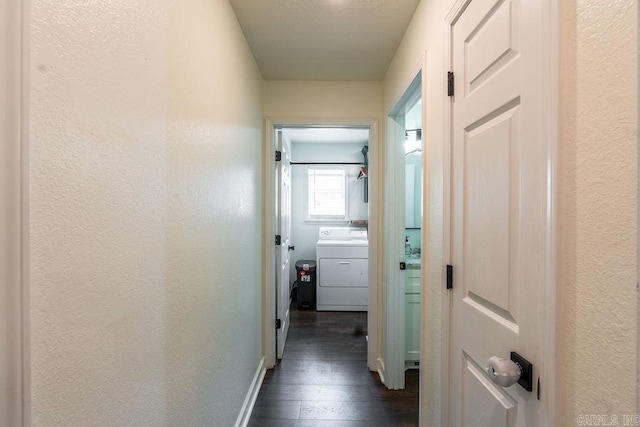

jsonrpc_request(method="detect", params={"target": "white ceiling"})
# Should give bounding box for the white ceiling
[229,0,421,81]
[283,127,369,144]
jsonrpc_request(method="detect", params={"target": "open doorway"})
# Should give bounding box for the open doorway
[263,118,380,371]
[251,120,419,425]
[275,126,370,361]
[284,127,370,312]
[382,71,423,392]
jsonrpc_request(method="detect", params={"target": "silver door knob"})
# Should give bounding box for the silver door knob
[486,356,521,387]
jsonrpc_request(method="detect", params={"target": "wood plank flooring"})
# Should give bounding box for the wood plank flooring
[249,306,419,426]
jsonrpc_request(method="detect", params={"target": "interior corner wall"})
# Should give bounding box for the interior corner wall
[382,0,453,424]
[29,0,264,425]
[559,0,639,423]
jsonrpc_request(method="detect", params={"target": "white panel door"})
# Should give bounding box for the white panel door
[450,0,548,425]
[276,131,292,360]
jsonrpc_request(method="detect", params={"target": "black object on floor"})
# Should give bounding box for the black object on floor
[295,260,317,310]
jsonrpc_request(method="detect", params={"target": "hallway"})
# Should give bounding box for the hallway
[249,306,419,426]
[4,0,637,424]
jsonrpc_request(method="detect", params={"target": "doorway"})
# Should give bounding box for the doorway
[383,71,423,391]
[263,118,379,371]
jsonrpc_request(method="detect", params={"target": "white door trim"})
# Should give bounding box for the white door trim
[442,0,560,425]
[539,0,560,422]
[263,117,380,370]
[1,0,30,424]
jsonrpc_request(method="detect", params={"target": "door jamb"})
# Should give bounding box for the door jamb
[263,117,379,370]
[442,6,459,426]
[1,0,30,423]
[540,0,560,422]
[442,0,560,424]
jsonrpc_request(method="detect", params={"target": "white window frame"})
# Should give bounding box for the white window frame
[305,165,349,222]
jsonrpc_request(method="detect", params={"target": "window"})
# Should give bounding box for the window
[306,167,347,221]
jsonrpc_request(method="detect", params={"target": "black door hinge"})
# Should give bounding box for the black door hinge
[275,318,282,329]
[275,150,282,161]
[275,235,281,245]
[447,71,455,97]
[446,264,453,289]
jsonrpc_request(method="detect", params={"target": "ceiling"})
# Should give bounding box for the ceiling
[228,0,421,81]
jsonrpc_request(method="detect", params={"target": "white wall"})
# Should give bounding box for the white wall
[289,142,369,284]
[29,0,264,425]
[559,0,638,422]
[264,81,383,119]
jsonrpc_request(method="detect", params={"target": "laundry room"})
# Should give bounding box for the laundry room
[283,127,370,313]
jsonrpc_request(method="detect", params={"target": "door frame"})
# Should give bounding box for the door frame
[384,67,423,390]
[263,117,380,370]
[1,0,30,424]
[442,0,560,425]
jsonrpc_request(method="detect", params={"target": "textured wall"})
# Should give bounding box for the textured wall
[560,0,638,422]
[263,81,383,119]
[29,0,264,425]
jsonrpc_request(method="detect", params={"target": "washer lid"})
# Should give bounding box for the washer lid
[316,239,369,247]
[318,227,368,240]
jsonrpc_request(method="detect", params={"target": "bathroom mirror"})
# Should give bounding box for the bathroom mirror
[405,151,422,229]
[403,92,422,229]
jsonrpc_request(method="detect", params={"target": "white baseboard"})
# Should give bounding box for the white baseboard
[377,357,386,385]
[234,357,266,427]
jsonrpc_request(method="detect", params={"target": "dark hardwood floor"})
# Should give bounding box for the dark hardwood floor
[249,305,419,426]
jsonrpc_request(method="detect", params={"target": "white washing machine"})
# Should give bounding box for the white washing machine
[316,227,368,311]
